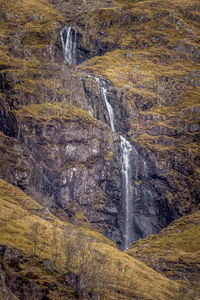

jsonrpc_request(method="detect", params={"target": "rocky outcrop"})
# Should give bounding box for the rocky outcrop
[82,75,128,133]
[12,103,125,245]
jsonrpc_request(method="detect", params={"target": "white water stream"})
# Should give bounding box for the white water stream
[120,136,133,250]
[60,26,77,65]
[96,78,133,249]
[102,87,115,132]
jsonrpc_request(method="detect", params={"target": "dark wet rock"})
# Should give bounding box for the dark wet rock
[0,101,18,137]
[42,259,54,271]
[65,271,80,290]
[0,246,21,262]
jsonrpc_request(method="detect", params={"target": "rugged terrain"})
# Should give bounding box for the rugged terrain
[0,179,180,299]
[0,0,200,298]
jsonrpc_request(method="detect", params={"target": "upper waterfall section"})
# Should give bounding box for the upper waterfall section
[60,26,77,65]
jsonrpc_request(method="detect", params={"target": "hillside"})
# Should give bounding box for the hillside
[127,211,200,298]
[0,0,200,298]
[0,178,181,299]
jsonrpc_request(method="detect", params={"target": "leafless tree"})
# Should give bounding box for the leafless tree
[27,222,47,257]
[62,231,112,298]
[50,226,60,265]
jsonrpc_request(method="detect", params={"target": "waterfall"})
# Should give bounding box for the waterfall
[120,136,133,250]
[96,78,134,249]
[95,78,115,132]
[94,78,165,250]
[102,87,115,132]
[60,26,77,65]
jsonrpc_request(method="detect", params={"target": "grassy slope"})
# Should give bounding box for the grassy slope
[14,102,98,126]
[0,178,180,299]
[0,0,63,64]
[126,211,200,297]
[0,0,64,103]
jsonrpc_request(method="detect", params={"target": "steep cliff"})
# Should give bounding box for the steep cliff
[0,0,199,263]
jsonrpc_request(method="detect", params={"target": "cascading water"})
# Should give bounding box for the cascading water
[120,136,134,250]
[101,87,115,132]
[60,26,77,65]
[96,78,134,249]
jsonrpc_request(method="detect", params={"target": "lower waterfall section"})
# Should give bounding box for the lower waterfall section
[119,136,134,250]
[96,78,137,249]
[92,78,171,250]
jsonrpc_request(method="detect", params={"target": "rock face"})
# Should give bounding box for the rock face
[82,76,173,248]
[15,105,123,242]
[0,0,200,250]
[0,100,18,137]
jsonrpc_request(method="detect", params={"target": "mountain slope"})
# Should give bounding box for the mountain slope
[0,178,181,299]
[126,211,200,298]
[0,0,200,298]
